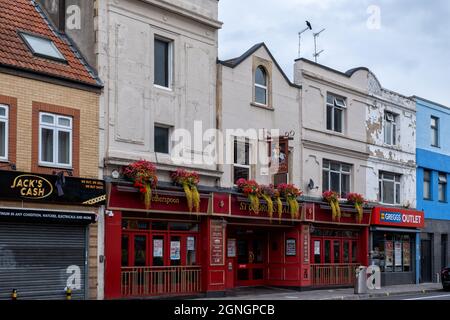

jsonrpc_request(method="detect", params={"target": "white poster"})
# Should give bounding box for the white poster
[314,241,321,255]
[170,241,181,260]
[187,237,195,251]
[394,241,402,266]
[153,239,163,258]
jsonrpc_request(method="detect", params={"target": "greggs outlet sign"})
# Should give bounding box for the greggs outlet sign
[0,170,106,206]
[372,207,425,228]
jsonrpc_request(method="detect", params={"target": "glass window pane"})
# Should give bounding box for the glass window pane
[255,86,267,105]
[330,162,340,171]
[395,183,401,204]
[0,107,5,117]
[255,67,266,86]
[382,180,394,204]
[21,33,65,60]
[121,235,129,267]
[324,240,331,264]
[326,105,333,130]
[322,170,329,191]
[152,236,164,266]
[395,175,401,182]
[58,117,71,127]
[41,114,54,124]
[58,131,70,164]
[334,108,342,132]
[341,174,350,198]
[343,241,350,263]
[152,221,168,230]
[41,128,54,162]
[170,236,181,266]
[323,160,330,169]
[187,236,196,266]
[234,139,249,165]
[335,97,346,108]
[314,240,321,263]
[439,183,446,202]
[424,180,431,199]
[155,126,169,154]
[330,172,340,194]
[342,164,351,172]
[154,39,169,87]
[385,122,392,144]
[134,235,147,266]
[0,121,5,158]
[234,166,249,183]
[326,94,334,105]
[352,241,358,263]
[333,241,341,263]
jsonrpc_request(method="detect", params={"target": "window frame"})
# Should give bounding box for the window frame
[379,172,401,205]
[384,111,397,146]
[326,93,346,133]
[438,172,447,203]
[322,159,352,198]
[0,104,8,161]
[38,112,73,168]
[254,66,268,106]
[431,116,439,147]
[233,137,251,184]
[154,124,171,154]
[153,36,174,90]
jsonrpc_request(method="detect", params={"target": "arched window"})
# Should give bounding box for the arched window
[254,66,268,105]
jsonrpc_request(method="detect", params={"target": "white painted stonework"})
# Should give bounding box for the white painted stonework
[218,45,301,188]
[97,0,222,185]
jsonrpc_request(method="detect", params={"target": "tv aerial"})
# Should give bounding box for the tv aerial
[298,21,312,58]
[313,28,326,63]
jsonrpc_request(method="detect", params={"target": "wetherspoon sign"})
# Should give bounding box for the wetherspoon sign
[372,207,424,228]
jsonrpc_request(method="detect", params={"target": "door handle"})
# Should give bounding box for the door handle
[249,251,255,263]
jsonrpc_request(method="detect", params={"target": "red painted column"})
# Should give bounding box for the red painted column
[360,226,369,266]
[203,217,227,295]
[104,210,122,299]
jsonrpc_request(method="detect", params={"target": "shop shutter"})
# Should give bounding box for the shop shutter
[0,222,87,300]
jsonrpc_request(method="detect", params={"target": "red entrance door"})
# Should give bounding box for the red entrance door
[236,235,266,286]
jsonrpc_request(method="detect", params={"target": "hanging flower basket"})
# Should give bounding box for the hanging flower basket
[171,169,201,214]
[260,184,275,221]
[346,193,366,223]
[323,190,341,221]
[277,183,302,220]
[236,178,260,214]
[123,160,158,209]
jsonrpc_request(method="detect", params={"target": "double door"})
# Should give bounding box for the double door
[236,236,266,286]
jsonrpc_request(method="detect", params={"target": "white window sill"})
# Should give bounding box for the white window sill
[154,84,173,92]
[39,162,73,170]
[250,102,274,111]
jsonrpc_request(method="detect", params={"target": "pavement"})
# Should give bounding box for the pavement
[197,283,445,300]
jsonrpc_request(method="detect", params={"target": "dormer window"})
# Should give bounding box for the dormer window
[254,66,268,105]
[20,33,66,62]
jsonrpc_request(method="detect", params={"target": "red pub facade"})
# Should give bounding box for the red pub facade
[104,182,372,299]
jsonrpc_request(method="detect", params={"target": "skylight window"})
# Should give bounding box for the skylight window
[20,33,66,62]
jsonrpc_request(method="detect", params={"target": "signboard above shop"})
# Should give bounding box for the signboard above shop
[371,207,424,228]
[0,170,106,206]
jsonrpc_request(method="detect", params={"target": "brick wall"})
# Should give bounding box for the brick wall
[0,73,101,299]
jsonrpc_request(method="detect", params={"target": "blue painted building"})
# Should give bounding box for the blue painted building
[416,97,450,283]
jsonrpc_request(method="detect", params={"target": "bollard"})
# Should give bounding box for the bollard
[65,287,72,300]
[11,289,17,300]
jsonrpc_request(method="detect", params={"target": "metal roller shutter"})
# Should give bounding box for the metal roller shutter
[0,222,87,300]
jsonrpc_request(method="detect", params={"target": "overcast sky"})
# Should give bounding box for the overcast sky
[218,0,450,106]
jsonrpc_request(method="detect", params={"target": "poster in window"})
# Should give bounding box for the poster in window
[153,239,163,258]
[187,237,195,251]
[403,241,410,267]
[385,241,393,267]
[286,238,296,256]
[227,238,236,257]
[170,241,181,260]
[394,241,402,266]
[270,138,289,174]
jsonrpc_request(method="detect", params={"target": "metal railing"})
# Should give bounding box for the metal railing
[311,263,359,287]
[121,266,202,297]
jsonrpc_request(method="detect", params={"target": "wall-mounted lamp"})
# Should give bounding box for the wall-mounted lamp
[307,179,319,191]
[111,169,120,179]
